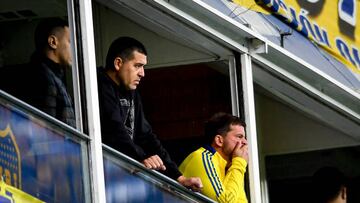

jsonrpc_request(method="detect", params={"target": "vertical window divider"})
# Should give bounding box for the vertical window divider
[75,0,106,202]
[240,53,262,203]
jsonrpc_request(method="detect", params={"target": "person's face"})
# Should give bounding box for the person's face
[55,26,72,67]
[221,124,247,161]
[115,50,146,90]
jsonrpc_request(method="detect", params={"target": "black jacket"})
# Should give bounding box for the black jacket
[97,67,181,180]
[1,55,75,127]
[28,56,75,127]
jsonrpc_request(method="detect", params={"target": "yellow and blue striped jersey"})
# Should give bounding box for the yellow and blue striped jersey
[179,146,248,203]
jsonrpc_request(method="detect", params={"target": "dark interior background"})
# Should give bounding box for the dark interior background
[265,146,360,203]
[139,63,232,164]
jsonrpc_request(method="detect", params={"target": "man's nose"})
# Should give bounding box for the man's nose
[139,67,145,77]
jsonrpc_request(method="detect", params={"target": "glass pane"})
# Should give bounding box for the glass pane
[255,86,360,203]
[0,91,89,203]
[0,0,78,128]
[103,148,213,203]
[265,146,360,203]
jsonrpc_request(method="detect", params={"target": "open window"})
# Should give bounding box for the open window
[92,0,238,161]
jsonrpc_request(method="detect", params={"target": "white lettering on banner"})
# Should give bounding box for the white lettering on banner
[258,0,359,71]
[260,0,331,46]
[339,0,357,26]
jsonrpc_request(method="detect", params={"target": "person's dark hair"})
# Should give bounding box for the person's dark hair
[204,112,246,144]
[34,17,68,51]
[105,36,147,70]
[312,166,347,203]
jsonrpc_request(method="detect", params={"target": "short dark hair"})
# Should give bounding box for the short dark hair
[105,37,147,70]
[312,167,347,203]
[34,17,68,51]
[204,112,246,144]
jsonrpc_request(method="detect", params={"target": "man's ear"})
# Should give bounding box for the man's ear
[214,135,223,147]
[114,57,123,71]
[48,35,57,49]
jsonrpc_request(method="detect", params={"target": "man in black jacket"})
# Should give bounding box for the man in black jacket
[30,18,75,127]
[4,18,76,127]
[97,36,202,191]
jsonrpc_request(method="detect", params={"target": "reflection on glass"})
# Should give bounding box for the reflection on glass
[104,155,192,203]
[0,0,77,128]
[265,147,360,203]
[0,97,86,203]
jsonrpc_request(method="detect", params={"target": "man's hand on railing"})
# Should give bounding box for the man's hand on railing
[142,155,167,171]
[177,175,203,192]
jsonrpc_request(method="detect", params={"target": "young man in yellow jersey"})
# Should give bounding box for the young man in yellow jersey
[179,112,249,203]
